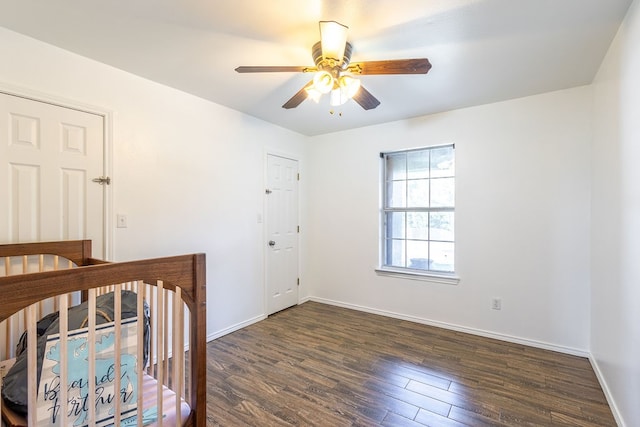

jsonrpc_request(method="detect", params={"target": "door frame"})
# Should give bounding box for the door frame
[263,148,301,315]
[0,81,113,259]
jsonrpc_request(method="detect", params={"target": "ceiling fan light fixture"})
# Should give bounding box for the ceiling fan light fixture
[236,20,431,111]
[313,70,334,94]
[305,86,322,103]
[330,88,347,107]
[319,21,348,63]
[338,75,361,98]
[330,75,361,107]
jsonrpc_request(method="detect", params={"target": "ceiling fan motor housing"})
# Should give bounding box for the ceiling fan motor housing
[312,41,353,71]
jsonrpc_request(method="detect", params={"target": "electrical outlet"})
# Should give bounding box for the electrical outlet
[116,214,128,228]
[491,297,502,310]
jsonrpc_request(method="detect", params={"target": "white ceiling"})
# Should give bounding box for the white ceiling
[0,0,632,136]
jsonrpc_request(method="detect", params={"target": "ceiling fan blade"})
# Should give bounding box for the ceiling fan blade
[235,66,316,73]
[352,85,381,110]
[348,58,432,75]
[282,80,314,109]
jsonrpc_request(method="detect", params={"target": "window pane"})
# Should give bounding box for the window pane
[407,212,429,240]
[407,150,429,179]
[429,212,454,242]
[386,212,405,239]
[386,153,406,180]
[387,239,405,267]
[407,240,429,270]
[387,180,406,208]
[430,146,455,178]
[407,179,429,208]
[430,177,454,207]
[429,241,454,272]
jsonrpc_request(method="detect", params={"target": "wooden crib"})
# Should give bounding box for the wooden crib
[0,240,206,427]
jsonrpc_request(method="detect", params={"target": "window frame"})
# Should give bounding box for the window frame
[378,144,459,283]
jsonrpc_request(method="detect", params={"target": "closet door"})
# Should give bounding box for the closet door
[0,92,105,257]
[265,154,299,315]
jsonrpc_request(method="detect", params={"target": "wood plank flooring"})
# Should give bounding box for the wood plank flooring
[206,302,616,426]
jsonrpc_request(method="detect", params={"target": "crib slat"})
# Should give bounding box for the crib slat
[114,283,122,426]
[156,280,164,427]
[59,294,69,427]
[173,286,183,426]
[87,289,97,427]
[26,304,37,426]
[136,281,144,427]
[4,259,12,358]
[0,359,3,424]
[19,307,26,346]
[147,285,155,377]
[5,317,13,359]
[0,361,3,424]
[38,256,45,315]
[183,304,191,405]
[164,288,170,384]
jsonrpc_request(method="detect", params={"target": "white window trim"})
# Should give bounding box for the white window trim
[375,266,460,285]
[379,144,456,278]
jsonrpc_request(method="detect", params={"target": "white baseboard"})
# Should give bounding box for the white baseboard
[308,296,590,357]
[207,314,266,342]
[589,355,625,427]
[298,296,312,304]
[207,298,312,342]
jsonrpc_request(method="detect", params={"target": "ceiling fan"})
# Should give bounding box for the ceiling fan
[235,21,432,110]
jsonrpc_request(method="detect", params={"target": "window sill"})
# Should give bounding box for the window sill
[375,267,460,285]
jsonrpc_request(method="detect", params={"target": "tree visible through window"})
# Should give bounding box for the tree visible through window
[381,145,455,273]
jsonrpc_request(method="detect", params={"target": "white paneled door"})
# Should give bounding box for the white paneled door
[0,92,105,257]
[266,154,299,315]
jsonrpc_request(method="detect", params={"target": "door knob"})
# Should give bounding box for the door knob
[268,240,276,247]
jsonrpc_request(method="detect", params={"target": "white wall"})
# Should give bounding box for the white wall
[592,0,640,425]
[305,86,593,353]
[0,27,308,339]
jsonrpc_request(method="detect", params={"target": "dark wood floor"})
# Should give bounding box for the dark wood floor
[205,302,616,426]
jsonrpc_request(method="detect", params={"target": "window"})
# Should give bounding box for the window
[381,145,455,275]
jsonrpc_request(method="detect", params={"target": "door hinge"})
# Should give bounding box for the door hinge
[297,173,300,181]
[92,176,111,185]
[297,225,300,233]
[265,189,272,194]
[297,278,300,286]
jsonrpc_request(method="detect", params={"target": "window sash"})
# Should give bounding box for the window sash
[382,208,455,273]
[381,144,455,274]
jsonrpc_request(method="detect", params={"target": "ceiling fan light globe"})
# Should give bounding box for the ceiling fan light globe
[339,75,361,98]
[313,70,334,94]
[305,86,322,103]
[330,88,349,107]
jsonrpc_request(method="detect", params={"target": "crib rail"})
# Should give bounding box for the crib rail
[1,253,80,361]
[0,241,206,427]
[0,240,93,267]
